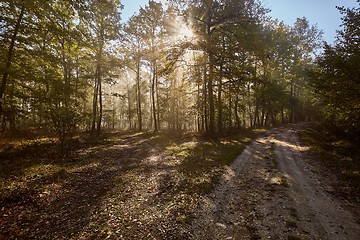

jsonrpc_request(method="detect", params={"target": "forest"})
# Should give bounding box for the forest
[1,0,360,239]
[0,0,322,139]
[1,0,359,143]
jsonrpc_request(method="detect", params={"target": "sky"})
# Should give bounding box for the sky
[121,0,359,44]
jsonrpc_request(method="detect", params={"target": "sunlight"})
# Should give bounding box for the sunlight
[169,16,195,42]
[272,139,310,152]
[177,25,194,39]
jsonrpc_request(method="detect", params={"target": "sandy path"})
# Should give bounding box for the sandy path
[190,124,360,239]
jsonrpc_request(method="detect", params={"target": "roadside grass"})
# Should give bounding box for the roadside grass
[300,123,360,201]
[164,129,258,195]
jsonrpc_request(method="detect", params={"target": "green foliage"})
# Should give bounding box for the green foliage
[0,0,325,139]
[48,104,81,156]
[165,131,257,194]
[310,3,360,137]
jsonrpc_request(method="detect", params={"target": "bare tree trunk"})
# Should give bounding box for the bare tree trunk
[151,65,157,132]
[261,107,266,126]
[156,68,160,130]
[127,83,132,130]
[203,65,208,132]
[235,94,241,129]
[217,36,226,134]
[9,79,15,130]
[197,74,201,131]
[217,63,223,135]
[136,57,142,131]
[290,79,295,123]
[96,75,102,136]
[208,53,215,137]
[91,77,98,134]
[204,1,216,137]
[228,91,233,129]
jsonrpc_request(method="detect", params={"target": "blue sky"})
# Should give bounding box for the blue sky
[264,0,359,43]
[121,0,359,43]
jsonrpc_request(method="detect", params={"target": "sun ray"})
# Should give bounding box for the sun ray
[168,16,195,42]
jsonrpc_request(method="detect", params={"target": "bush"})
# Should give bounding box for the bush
[49,105,81,156]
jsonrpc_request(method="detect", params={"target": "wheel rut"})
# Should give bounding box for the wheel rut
[191,124,360,239]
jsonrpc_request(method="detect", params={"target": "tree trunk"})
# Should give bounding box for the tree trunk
[91,77,98,134]
[151,65,157,132]
[156,67,160,130]
[290,79,295,123]
[235,94,241,129]
[203,65,208,132]
[0,1,25,116]
[217,63,223,135]
[136,56,142,131]
[228,91,233,129]
[208,53,215,137]
[197,74,201,131]
[127,83,132,130]
[96,68,102,136]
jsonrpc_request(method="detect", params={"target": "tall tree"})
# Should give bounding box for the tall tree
[311,2,360,137]
[0,0,26,118]
[80,0,122,136]
[123,14,148,131]
[289,17,322,122]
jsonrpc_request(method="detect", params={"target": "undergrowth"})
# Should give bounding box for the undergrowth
[301,123,360,202]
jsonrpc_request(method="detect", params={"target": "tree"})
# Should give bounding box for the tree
[79,0,122,136]
[0,0,26,121]
[0,0,326,142]
[310,2,360,137]
[138,1,167,132]
[171,0,269,136]
[0,0,92,154]
[289,17,322,122]
[123,14,148,131]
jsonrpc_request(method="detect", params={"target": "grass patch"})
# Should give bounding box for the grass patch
[165,131,258,195]
[270,176,289,187]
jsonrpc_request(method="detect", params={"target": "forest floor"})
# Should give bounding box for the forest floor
[0,124,359,239]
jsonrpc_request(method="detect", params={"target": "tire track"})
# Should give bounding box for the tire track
[274,126,360,240]
[191,125,360,239]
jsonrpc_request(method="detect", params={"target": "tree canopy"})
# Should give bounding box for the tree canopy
[5,0,355,146]
[310,2,360,139]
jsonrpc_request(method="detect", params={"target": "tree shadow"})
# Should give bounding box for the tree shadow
[0,133,157,239]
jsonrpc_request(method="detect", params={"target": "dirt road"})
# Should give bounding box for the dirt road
[191,124,360,239]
